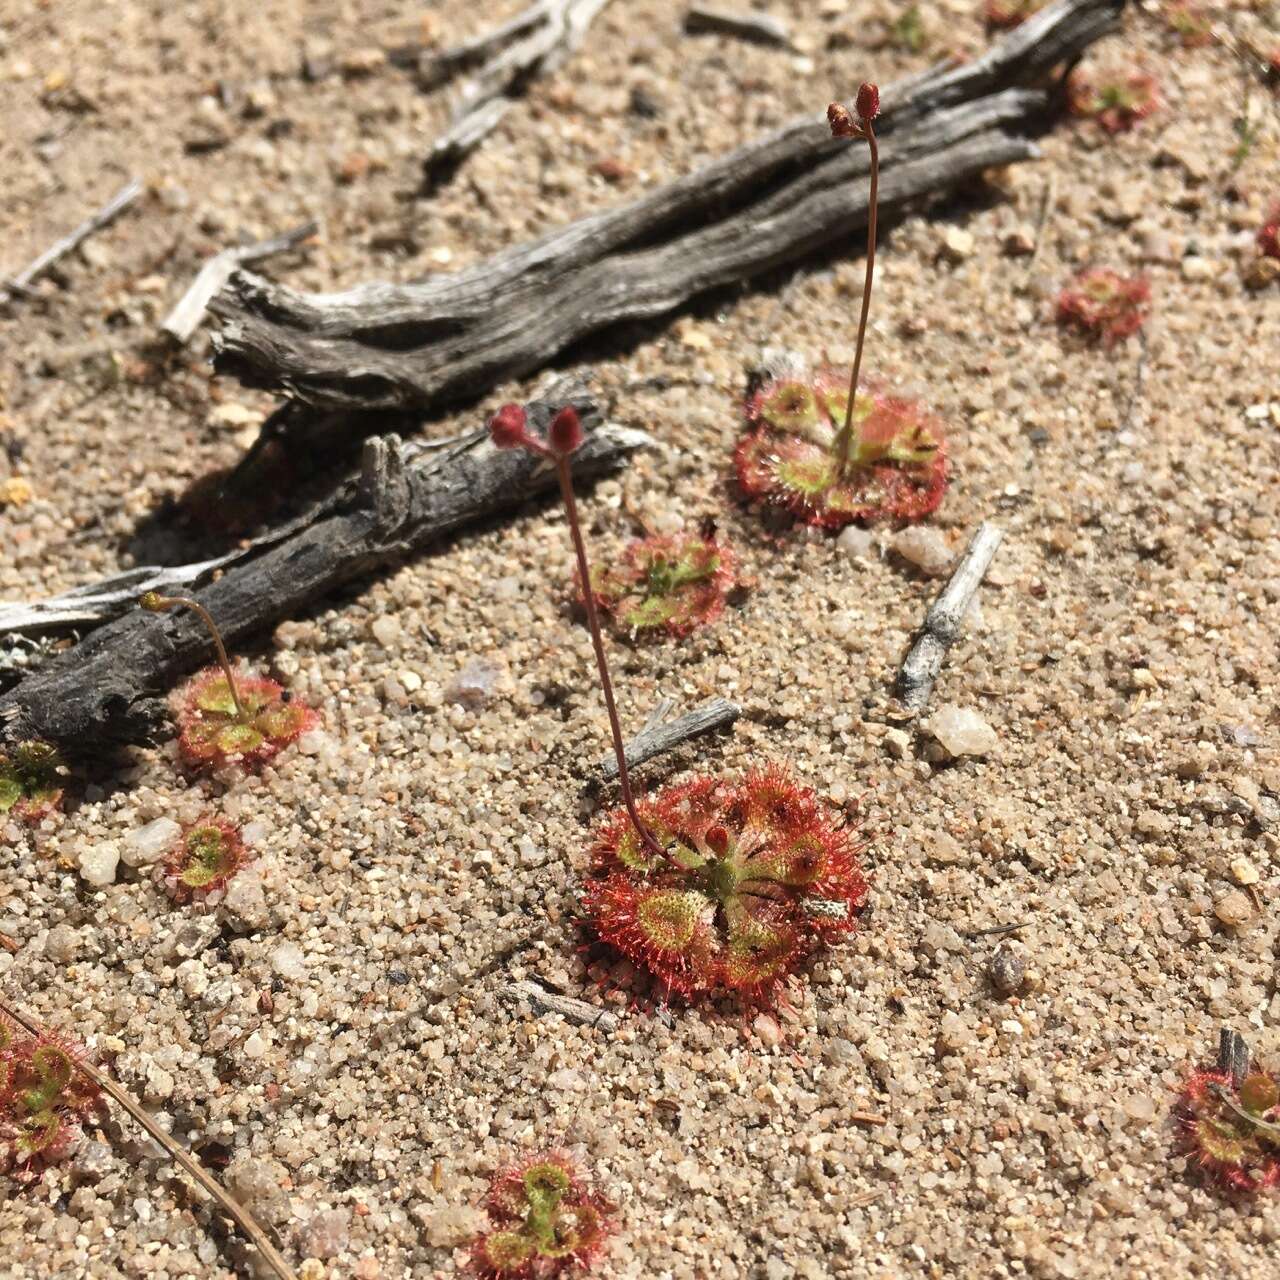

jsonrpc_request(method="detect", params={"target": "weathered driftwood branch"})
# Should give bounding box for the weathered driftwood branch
[684,5,791,46]
[4,178,143,299]
[597,696,741,781]
[421,0,616,185]
[503,980,618,1032]
[161,221,318,344]
[896,521,1004,712]
[0,996,296,1280]
[0,382,651,750]
[210,0,1122,416]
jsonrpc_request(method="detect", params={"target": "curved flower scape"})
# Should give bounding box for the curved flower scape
[1176,1065,1280,1194]
[1055,269,1150,346]
[0,1020,101,1178]
[0,740,65,826]
[585,767,867,1004]
[471,1151,614,1279]
[173,667,316,770]
[586,531,735,639]
[734,370,948,528]
[162,816,248,903]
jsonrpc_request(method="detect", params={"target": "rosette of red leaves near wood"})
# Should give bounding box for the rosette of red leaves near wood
[1175,1063,1280,1194]
[161,816,248,903]
[586,527,736,639]
[734,85,949,529]
[585,767,867,1005]
[735,369,948,527]
[470,1151,614,1279]
[140,592,316,769]
[0,1019,102,1178]
[1055,269,1150,346]
[0,739,65,827]
[1067,66,1160,133]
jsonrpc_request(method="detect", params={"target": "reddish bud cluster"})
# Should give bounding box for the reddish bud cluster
[0,740,65,829]
[161,816,249,903]
[1175,1065,1280,1194]
[584,530,737,639]
[1055,269,1151,346]
[827,83,878,140]
[0,1019,101,1178]
[1067,67,1161,133]
[489,404,585,459]
[735,369,948,527]
[585,766,867,1005]
[172,667,316,771]
[470,1151,614,1279]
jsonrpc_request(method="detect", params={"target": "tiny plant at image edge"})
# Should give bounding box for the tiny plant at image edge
[0,1018,102,1178]
[1175,1062,1280,1193]
[1055,269,1151,346]
[470,1150,615,1279]
[734,85,950,529]
[161,816,249,903]
[586,766,868,1005]
[585,527,737,639]
[139,592,317,769]
[1067,66,1160,133]
[0,739,66,826]
[1259,204,1280,260]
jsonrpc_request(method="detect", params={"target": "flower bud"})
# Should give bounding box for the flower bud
[489,403,529,450]
[139,591,171,612]
[856,82,880,123]
[548,405,584,456]
[827,102,858,138]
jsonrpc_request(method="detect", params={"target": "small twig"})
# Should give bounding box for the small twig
[964,920,1032,940]
[0,995,296,1280]
[684,5,791,46]
[640,696,677,735]
[1119,327,1149,434]
[422,0,616,187]
[896,521,1004,713]
[503,980,619,1032]
[162,221,317,344]
[4,179,143,298]
[1218,1025,1251,1088]
[596,696,741,782]
[1025,171,1056,271]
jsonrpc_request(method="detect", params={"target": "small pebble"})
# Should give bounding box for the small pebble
[121,817,182,868]
[370,615,401,647]
[989,946,1025,994]
[883,727,911,760]
[271,942,308,981]
[1214,890,1255,929]
[1229,858,1259,887]
[837,525,874,565]
[925,705,998,758]
[940,226,975,261]
[891,526,952,577]
[445,657,503,707]
[78,843,120,887]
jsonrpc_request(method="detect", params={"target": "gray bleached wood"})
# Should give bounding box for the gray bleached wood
[597,697,741,781]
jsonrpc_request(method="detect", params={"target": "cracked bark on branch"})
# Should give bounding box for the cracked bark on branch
[210,0,1123,420]
[0,382,650,750]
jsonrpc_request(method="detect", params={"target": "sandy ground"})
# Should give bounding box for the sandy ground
[2,0,1279,1276]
